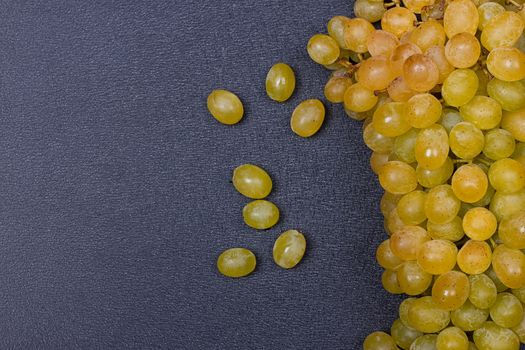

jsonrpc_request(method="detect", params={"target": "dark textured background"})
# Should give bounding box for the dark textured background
[0,1,406,349]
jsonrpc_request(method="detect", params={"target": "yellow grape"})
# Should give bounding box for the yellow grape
[407,93,442,128]
[390,225,430,261]
[486,266,510,293]
[266,63,296,102]
[307,34,340,65]
[425,45,455,84]
[427,216,465,241]
[376,239,404,269]
[417,239,458,275]
[410,335,438,350]
[488,158,525,194]
[397,261,433,295]
[462,207,497,240]
[489,292,524,328]
[410,19,446,52]
[373,102,410,137]
[469,274,498,309]
[416,157,454,188]
[408,296,450,333]
[391,318,422,349]
[513,313,525,343]
[380,191,402,217]
[290,99,325,137]
[399,297,417,327]
[381,7,417,38]
[324,75,352,103]
[327,16,352,49]
[483,128,516,160]
[357,56,394,91]
[379,161,418,195]
[207,89,244,125]
[449,122,484,160]
[354,0,387,23]
[370,152,389,174]
[486,47,525,82]
[415,124,449,170]
[363,332,398,350]
[363,123,395,153]
[457,240,492,274]
[501,107,525,142]
[487,78,525,112]
[444,33,481,68]
[397,190,427,225]
[489,188,525,221]
[382,269,404,294]
[367,30,400,57]
[459,95,502,130]
[440,108,463,133]
[273,230,306,269]
[432,271,470,311]
[481,11,524,50]
[473,321,520,350]
[451,300,489,332]
[343,18,375,53]
[344,83,378,113]
[389,42,422,77]
[492,244,525,289]
[451,164,488,203]
[444,0,479,37]
[387,76,418,102]
[217,248,256,278]
[403,54,439,92]
[386,208,407,235]
[442,69,479,107]
[498,210,525,249]
[394,128,418,163]
[477,2,505,30]
[436,327,469,350]
[232,164,272,199]
[403,0,435,13]
[425,184,461,224]
[243,200,279,229]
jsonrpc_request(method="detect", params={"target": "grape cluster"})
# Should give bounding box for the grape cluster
[305,0,525,348]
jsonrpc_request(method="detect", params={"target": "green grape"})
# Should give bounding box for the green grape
[307,34,340,65]
[290,99,325,137]
[469,274,498,309]
[451,164,488,203]
[432,271,470,311]
[390,225,430,261]
[397,261,433,296]
[364,123,395,154]
[498,210,525,249]
[488,158,525,194]
[449,122,485,159]
[242,200,279,230]
[512,313,525,343]
[457,240,492,275]
[324,75,352,103]
[409,19,446,52]
[410,335,438,350]
[273,230,306,269]
[489,292,524,328]
[417,239,458,275]
[427,216,464,241]
[327,16,351,49]
[344,83,379,113]
[376,239,404,270]
[400,297,417,327]
[415,124,449,170]
[381,7,417,38]
[439,108,463,133]
[502,107,525,142]
[408,296,450,333]
[473,321,520,350]
[383,269,404,294]
[477,2,505,30]
[378,161,418,195]
[436,327,468,350]
[486,265,510,292]
[358,56,395,91]
[232,164,272,199]
[481,11,524,50]
[483,128,516,160]
[354,0,386,23]
[489,188,525,221]
[442,69,479,107]
[381,192,402,217]
[372,103,411,140]
[207,89,244,125]
[265,63,295,102]
[492,245,525,289]
[425,184,460,225]
[391,318,422,349]
[397,190,427,225]
[444,32,481,68]
[487,79,525,112]
[403,54,440,92]
[450,300,489,331]
[444,0,479,37]
[407,93,442,129]
[486,47,525,82]
[416,157,454,188]
[217,248,256,278]
[363,331,399,350]
[459,96,502,130]
[343,18,375,53]
[367,30,400,57]
[394,128,418,163]
[462,207,497,241]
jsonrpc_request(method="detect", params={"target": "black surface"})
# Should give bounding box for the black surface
[1,1,426,349]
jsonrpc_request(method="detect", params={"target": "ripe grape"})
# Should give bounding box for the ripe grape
[397,190,427,225]
[488,158,525,194]
[242,200,279,229]
[407,93,442,128]
[373,102,411,137]
[501,107,525,142]
[327,16,351,49]
[382,269,404,294]
[273,230,306,269]
[387,76,418,102]
[343,18,375,53]
[389,42,423,77]
[307,34,340,65]
[449,122,485,160]
[379,161,418,194]
[445,33,481,68]
[483,128,516,160]
[403,54,440,92]
[290,99,325,137]
[344,83,379,113]
[416,157,454,188]
[487,79,525,112]
[489,292,523,328]
[358,56,395,91]
[459,95,502,130]
[457,240,492,274]
[390,225,430,261]
[382,7,417,38]
[232,164,272,199]
[443,0,479,37]
[486,47,525,82]
[207,89,244,125]
[436,327,469,350]
[425,184,460,224]
[394,128,418,163]
[417,239,458,275]
[462,207,497,240]
[266,63,296,102]
[492,244,525,289]
[354,0,386,23]
[367,30,400,57]
[376,239,404,270]
[408,296,450,333]
[425,45,455,84]
[450,300,489,332]
[324,75,353,103]
[481,11,524,50]
[498,210,525,249]
[473,321,520,350]
[489,188,525,221]
[469,273,498,309]
[217,248,256,278]
[427,216,464,241]
[363,331,398,350]
[415,124,449,170]
[451,164,488,203]
[477,2,505,30]
[410,19,446,52]
[391,318,422,349]
[432,271,470,311]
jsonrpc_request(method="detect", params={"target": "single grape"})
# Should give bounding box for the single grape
[450,300,489,332]
[397,190,427,225]
[408,296,450,333]
[242,200,279,230]
[451,164,488,203]
[376,239,404,270]
[427,216,464,241]
[407,93,442,129]
[354,0,386,23]
[459,96,502,130]
[439,108,463,133]
[477,2,505,30]
[217,248,256,278]
[403,54,439,92]
[415,124,449,170]
[432,271,470,311]
[416,157,454,188]
[442,69,479,107]
[380,192,402,217]
[327,16,351,49]
[367,30,400,57]
[462,207,497,241]
[207,89,244,125]
[391,318,422,349]
[489,188,525,221]
[410,19,446,52]
[344,83,379,113]
[382,7,417,38]
[501,107,525,142]
[363,331,398,350]
[457,240,492,275]
[324,75,352,103]
[489,292,523,328]
[387,76,418,102]
[373,102,411,137]
[469,274,498,309]
[410,335,438,350]
[488,158,525,194]
[394,128,419,163]
[383,269,404,294]
[389,42,423,78]
[390,225,431,261]
[265,63,295,102]
[425,184,461,224]
[483,128,516,160]
[444,32,481,68]
[357,56,395,91]
[486,47,525,82]
[436,327,469,350]
[449,122,485,160]
[400,297,417,328]
[444,0,479,37]
[498,210,525,249]
[343,18,375,53]
[232,164,272,199]
[417,239,458,275]
[307,34,340,65]
[290,99,325,137]
[273,230,306,269]
[487,78,525,112]
[379,161,418,195]
[473,321,520,350]
[481,11,524,50]
[492,244,525,289]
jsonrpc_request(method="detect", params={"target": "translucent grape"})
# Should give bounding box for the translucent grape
[483,128,516,160]
[457,240,492,275]
[207,89,244,125]
[425,45,455,84]
[427,216,464,241]
[489,292,523,328]
[416,157,454,188]
[451,164,488,203]
[444,0,479,37]
[410,335,438,350]
[343,18,375,53]
[403,0,435,14]
[357,56,395,91]
[397,190,427,225]
[481,11,524,50]
[440,108,463,133]
[407,93,442,128]
[376,239,404,270]
[232,164,272,199]
[273,230,306,269]
[477,2,505,30]
[391,318,422,349]
[364,123,395,154]
[379,161,418,194]
[400,297,417,327]
[327,16,351,49]
[473,321,520,350]
[217,248,256,278]
[265,63,295,102]
[469,274,498,309]
[389,42,423,78]
[363,331,398,350]
[498,210,525,249]
[367,30,400,57]
[394,128,418,163]
[488,158,525,194]
[449,122,485,160]
[492,244,525,289]
[415,124,449,170]
[417,239,458,275]
[436,327,469,350]
[501,107,525,142]
[390,225,431,261]
[487,79,525,112]
[432,271,470,311]
[380,192,402,217]
[307,34,340,65]
[388,76,418,102]
[383,269,404,294]
[386,208,407,235]
[410,19,446,52]
[382,7,417,38]
[442,69,479,107]
[324,75,352,103]
[403,54,439,92]
[344,83,379,113]
[512,286,525,303]
[450,300,489,331]
[490,189,525,221]
[425,184,461,224]
[373,102,410,137]
[354,0,386,23]
[408,296,450,333]
[445,33,481,68]
[370,152,390,174]
[462,207,497,240]
[486,47,525,82]
[243,200,279,230]
[511,313,525,343]
[290,99,325,137]
[459,96,502,130]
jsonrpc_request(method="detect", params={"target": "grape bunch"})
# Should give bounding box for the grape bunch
[304,0,525,348]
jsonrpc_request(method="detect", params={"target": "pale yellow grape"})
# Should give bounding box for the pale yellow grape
[307,34,340,65]
[407,93,442,128]
[489,292,523,328]
[376,239,404,270]
[367,30,400,57]
[477,2,505,30]
[473,321,520,350]
[232,164,272,199]
[390,225,430,261]
[243,200,279,230]
[389,42,422,78]
[379,161,418,195]
[488,158,525,194]
[363,123,395,154]
[382,269,404,294]
[394,128,418,163]
[370,152,389,174]
[387,76,418,102]
[440,108,463,133]
[492,244,525,289]
[415,124,449,170]
[444,0,479,37]
[459,96,502,130]
[217,248,256,278]
[416,157,454,188]
[487,79,525,112]
[273,230,306,269]
[462,207,497,240]
[451,164,488,203]
[442,69,479,107]
[449,122,484,160]
[427,216,464,241]
[498,210,525,249]
[486,47,525,82]
[403,54,439,92]
[373,102,410,137]
[344,83,378,113]
[400,297,417,327]
[265,63,295,102]
[432,271,470,311]
[324,75,352,103]
[391,318,422,349]
[425,45,455,84]
[502,107,525,142]
[481,11,524,50]
[207,89,244,125]
[291,99,325,137]
[483,129,516,160]
[343,18,374,53]
[386,208,407,235]
[469,274,498,309]
[417,239,458,275]
[354,0,386,23]
[457,240,492,274]
[357,56,394,91]
[382,7,417,38]
[408,296,450,333]
[410,335,438,350]
[425,184,460,224]
[436,327,469,350]
[380,191,402,217]
[490,188,525,221]
[410,19,446,52]
[363,331,398,350]
[327,16,351,49]
[397,190,427,225]
[451,300,489,331]
[444,33,481,68]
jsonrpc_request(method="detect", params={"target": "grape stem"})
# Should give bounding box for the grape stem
[383,0,400,8]
[476,158,494,167]
[507,0,523,9]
